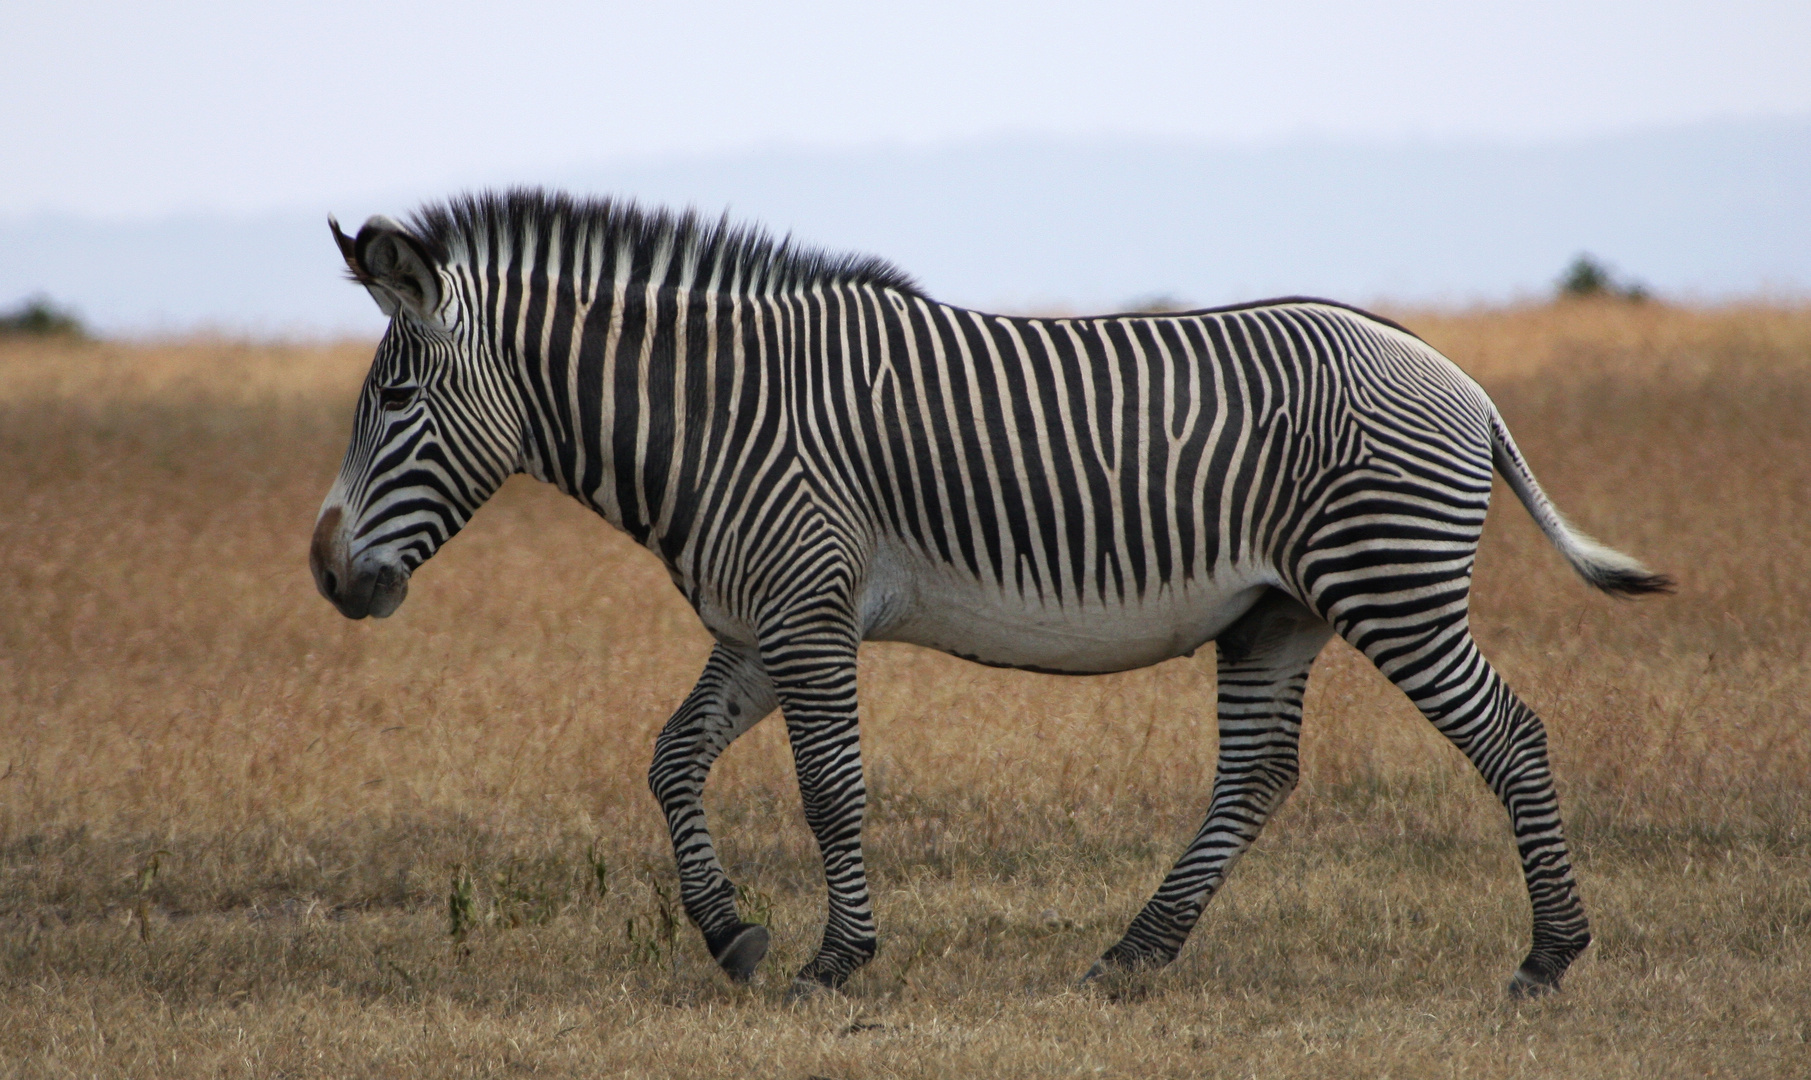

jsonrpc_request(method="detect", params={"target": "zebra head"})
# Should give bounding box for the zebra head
[310,215,522,619]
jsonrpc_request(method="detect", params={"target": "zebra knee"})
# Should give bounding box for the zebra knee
[647,726,703,806]
[1220,727,1303,788]
[1219,754,1298,808]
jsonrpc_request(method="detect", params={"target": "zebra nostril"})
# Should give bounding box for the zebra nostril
[322,569,338,596]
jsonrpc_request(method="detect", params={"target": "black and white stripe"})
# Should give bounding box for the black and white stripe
[311,189,1668,997]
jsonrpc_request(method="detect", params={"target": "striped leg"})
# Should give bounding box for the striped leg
[759,610,876,996]
[1314,479,1592,995]
[1344,612,1592,995]
[648,643,778,982]
[1090,589,1334,978]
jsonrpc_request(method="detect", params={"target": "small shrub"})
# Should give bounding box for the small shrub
[447,865,476,941]
[735,881,773,927]
[585,842,610,899]
[0,294,86,337]
[625,869,681,967]
[491,858,564,928]
[132,850,170,942]
[1557,254,1650,302]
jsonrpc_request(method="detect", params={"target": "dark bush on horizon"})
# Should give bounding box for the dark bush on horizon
[1558,254,1651,303]
[0,294,86,338]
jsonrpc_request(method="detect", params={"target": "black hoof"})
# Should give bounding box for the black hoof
[713,924,770,984]
[1081,945,1159,986]
[1507,968,1560,999]
[784,976,838,1003]
[1080,958,1154,1002]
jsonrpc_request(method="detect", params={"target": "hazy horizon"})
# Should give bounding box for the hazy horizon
[6,3,1808,334]
[5,117,1808,337]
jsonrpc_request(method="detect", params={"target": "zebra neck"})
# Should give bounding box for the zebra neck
[503,281,786,562]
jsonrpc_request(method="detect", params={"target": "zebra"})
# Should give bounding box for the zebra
[309,189,1669,999]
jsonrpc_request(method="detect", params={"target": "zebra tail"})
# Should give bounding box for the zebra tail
[1487,406,1675,598]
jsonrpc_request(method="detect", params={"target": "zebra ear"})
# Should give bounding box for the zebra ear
[328,215,360,271]
[332,215,443,324]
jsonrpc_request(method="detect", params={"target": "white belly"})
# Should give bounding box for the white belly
[859,540,1270,674]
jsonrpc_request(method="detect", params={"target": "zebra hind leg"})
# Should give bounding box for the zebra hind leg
[1344,619,1591,996]
[647,643,779,983]
[1089,588,1334,982]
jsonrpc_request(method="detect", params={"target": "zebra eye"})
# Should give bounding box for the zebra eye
[377,385,417,412]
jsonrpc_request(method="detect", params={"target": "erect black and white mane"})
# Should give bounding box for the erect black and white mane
[407,188,921,299]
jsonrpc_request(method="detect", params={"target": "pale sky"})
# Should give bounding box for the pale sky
[6,1,1810,219]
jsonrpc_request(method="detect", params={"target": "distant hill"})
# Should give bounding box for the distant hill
[3,117,1806,336]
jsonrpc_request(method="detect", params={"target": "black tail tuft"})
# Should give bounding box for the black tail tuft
[1587,566,1676,599]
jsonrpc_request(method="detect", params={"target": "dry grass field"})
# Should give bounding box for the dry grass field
[1,302,1807,1078]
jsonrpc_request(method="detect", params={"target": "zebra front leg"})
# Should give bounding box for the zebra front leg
[1091,589,1333,980]
[760,616,876,997]
[647,642,778,982]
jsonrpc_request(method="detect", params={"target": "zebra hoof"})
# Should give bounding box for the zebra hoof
[1080,959,1152,1001]
[713,924,770,984]
[1507,968,1560,999]
[1080,948,1145,986]
[784,976,839,1004]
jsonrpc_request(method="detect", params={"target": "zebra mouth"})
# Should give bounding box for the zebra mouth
[324,553,411,620]
[364,562,410,618]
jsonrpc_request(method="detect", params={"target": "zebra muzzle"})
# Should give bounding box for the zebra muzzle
[310,506,410,619]
[355,555,410,619]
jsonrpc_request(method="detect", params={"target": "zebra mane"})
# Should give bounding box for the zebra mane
[407,187,920,298]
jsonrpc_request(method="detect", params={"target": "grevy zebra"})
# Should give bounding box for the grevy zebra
[310,190,1669,998]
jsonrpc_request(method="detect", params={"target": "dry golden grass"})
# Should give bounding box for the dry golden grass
[2,302,1808,1078]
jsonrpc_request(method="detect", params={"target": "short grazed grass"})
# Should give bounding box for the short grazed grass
[2,303,1808,1077]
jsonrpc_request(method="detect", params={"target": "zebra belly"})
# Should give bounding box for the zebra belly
[860,543,1271,675]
